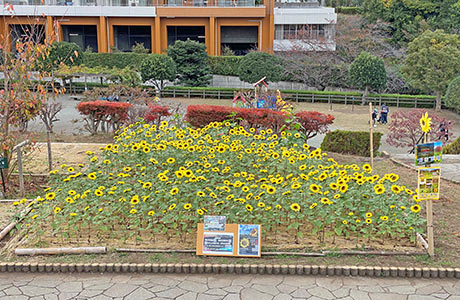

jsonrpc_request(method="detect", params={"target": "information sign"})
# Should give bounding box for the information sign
[415,142,442,166]
[237,224,261,257]
[202,232,234,255]
[204,216,226,231]
[418,167,441,200]
[196,223,262,257]
[0,157,8,169]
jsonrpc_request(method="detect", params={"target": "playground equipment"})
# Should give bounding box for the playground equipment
[232,77,293,111]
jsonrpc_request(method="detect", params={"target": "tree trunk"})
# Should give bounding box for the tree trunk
[435,90,442,111]
[46,130,53,172]
[361,86,369,105]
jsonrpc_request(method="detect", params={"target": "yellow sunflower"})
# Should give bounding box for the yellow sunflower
[290,203,301,212]
[420,112,431,133]
[410,205,421,213]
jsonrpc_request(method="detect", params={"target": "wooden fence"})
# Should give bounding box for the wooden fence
[158,88,439,109]
[65,84,439,109]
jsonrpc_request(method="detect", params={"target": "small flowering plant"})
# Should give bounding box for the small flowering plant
[14,120,425,248]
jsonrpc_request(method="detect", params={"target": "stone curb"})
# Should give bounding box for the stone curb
[0,262,459,279]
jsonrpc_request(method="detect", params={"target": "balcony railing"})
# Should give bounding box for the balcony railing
[2,0,258,6]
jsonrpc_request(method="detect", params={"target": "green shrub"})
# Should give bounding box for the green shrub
[140,54,176,91]
[443,136,460,154]
[445,75,460,112]
[83,52,149,69]
[40,41,83,70]
[238,52,283,84]
[207,56,242,76]
[321,130,383,156]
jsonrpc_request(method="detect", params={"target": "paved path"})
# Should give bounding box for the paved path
[391,154,460,183]
[0,273,459,299]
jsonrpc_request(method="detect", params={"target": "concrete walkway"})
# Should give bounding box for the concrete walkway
[0,272,459,299]
[391,154,460,183]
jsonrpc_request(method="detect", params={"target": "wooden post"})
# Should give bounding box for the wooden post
[329,94,332,111]
[424,132,434,257]
[13,140,29,197]
[369,102,374,170]
[16,147,24,197]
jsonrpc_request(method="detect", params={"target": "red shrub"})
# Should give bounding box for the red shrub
[185,105,234,127]
[185,105,289,131]
[144,105,171,125]
[77,101,132,134]
[295,111,335,140]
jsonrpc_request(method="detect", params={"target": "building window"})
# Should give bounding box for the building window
[10,24,45,51]
[62,25,98,52]
[220,26,258,56]
[275,24,325,40]
[167,26,205,46]
[114,26,151,52]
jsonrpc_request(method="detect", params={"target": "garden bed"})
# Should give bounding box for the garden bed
[5,120,427,254]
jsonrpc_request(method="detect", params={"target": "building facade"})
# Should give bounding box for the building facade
[0,0,336,54]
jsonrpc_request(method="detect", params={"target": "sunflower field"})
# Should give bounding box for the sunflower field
[13,120,425,250]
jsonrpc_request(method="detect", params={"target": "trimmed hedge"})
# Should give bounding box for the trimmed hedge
[83,53,150,69]
[185,105,288,130]
[443,136,460,154]
[320,130,383,157]
[207,56,242,76]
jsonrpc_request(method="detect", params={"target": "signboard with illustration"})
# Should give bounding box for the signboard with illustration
[237,224,261,257]
[196,223,262,257]
[415,142,442,166]
[418,167,441,200]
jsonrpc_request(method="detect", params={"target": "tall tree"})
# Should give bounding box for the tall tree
[1,13,65,178]
[402,29,460,111]
[167,40,211,87]
[363,0,460,45]
[348,51,387,104]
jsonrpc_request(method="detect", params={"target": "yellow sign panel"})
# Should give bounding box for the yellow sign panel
[417,167,441,200]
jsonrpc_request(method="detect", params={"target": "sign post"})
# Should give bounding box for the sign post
[0,157,8,196]
[369,102,374,170]
[418,112,435,257]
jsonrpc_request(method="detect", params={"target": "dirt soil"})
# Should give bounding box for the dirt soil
[1,140,459,267]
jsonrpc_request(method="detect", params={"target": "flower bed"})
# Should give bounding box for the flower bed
[13,121,425,250]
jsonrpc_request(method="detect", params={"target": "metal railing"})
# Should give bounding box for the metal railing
[2,0,258,6]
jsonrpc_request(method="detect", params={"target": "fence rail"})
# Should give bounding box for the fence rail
[64,84,439,109]
[158,88,439,109]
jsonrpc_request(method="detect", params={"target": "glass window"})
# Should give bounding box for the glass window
[62,25,98,52]
[114,26,152,52]
[167,26,205,46]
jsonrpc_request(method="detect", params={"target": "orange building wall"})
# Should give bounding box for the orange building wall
[2,16,46,52]
[2,3,275,55]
